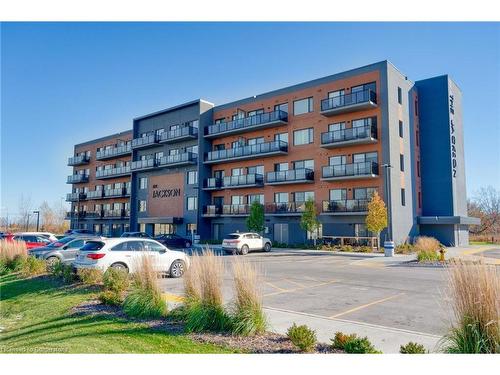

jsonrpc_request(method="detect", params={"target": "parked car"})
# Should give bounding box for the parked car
[64,229,95,236]
[10,234,52,250]
[222,232,272,255]
[120,232,151,238]
[154,233,192,249]
[15,231,58,242]
[72,238,189,277]
[29,236,101,266]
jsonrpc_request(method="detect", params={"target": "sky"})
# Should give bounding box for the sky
[1,22,499,218]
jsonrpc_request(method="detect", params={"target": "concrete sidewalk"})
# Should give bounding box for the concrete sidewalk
[264,306,442,353]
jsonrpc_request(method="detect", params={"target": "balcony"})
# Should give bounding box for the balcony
[66,192,86,202]
[204,140,288,164]
[264,202,307,216]
[157,152,197,168]
[159,126,198,143]
[321,125,377,148]
[67,174,89,184]
[203,178,223,190]
[86,190,105,200]
[320,90,377,116]
[103,187,130,198]
[95,166,131,179]
[131,134,158,149]
[68,154,90,166]
[266,168,314,185]
[321,161,379,181]
[96,144,132,160]
[86,210,103,219]
[202,174,263,190]
[131,158,156,171]
[202,204,251,217]
[65,211,86,219]
[205,110,288,138]
[202,205,223,217]
[103,209,128,219]
[322,199,369,215]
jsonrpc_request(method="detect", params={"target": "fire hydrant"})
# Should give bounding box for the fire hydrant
[439,247,446,262]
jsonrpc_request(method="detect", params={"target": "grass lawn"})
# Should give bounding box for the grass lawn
[0,274,232,353]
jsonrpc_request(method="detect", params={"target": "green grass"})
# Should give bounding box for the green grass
[0,274,232,353]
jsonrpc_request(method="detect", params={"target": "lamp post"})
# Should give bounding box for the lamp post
[33,210,40,231]
[26,213,31,231]
[381,163,394,256]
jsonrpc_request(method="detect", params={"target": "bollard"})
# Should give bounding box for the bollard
[384,241,395,257]
[439,248,446,262]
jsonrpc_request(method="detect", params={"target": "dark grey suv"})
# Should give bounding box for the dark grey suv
[29,236,101,266]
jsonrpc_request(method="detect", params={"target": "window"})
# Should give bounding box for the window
[329,122,346,132]
[293,191,314,202]
[293,128,314,146]
[415,100,419,116]
[353,152,378,164]
[186,223,197,234]
[274,162,288,171]
[213,170,225,179]
[215,118,225,124]
[214,143,225,151]
[401,188,406,206]
[330,189,347,201]
[400,154,405,172]
[248,137,264,145]
[139,177,148,190]
[293,97,314,115]
[187,197,198,211]
[274,192,288,203]
[417,160,421,177]
[399,121,404,138]
[231,167,243,176]
[144,241,166,252]
[398,87,402,104]
[248,194,264,204]
[247,108,264,117]
[329,155,346,166]
[418,191,422,208]
[154,223,174,235]
[187,171,198,185]
[231,195,244,205]
[81,241,105,251]
[274,132,288,144]
[354,187,377,200]
[328,90,344,106]
[138,200,147,212]
[293,159,314,170]
[186,145,198,154]
[247,165,264,175]
[274,102,289,113]
[416,130,420,147]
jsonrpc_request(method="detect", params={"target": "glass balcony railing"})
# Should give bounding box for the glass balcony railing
[103,209,127,218]
[265,202,308,215]
[159,126,198,143]
[203,178,223,190]
[67,174,89,184]
[320,90,377,116]
[266,168,314,185]
[85,210,103,219]
[65,211,86,219]
[322,199,369,214]
[223,174,264,188]
[202,205,223,217]
[131,134,158,149]
[103,187,129,198]
[321,125,377,147]
[86,190,105,200]
[66,192,86,202]
[131,158,156,171]
[157,152,197,167]
[96,144,132,160]
[322,161,379,180]
[67,154,90,166]
[222,204,250,216]
[95,166,131,179]
[205,110,288,138]
[205,140,288,164]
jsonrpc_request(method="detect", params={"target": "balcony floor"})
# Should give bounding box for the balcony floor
[205,119,287,139]
[321,137,377,149]
[320,101,377,116]
[204,150,287,164]
[321,174,378,181]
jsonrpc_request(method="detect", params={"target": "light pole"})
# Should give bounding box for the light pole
[381,163,394,256]
[26,213,31,231]
[33,210,40,231]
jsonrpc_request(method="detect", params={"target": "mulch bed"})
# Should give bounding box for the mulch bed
[71,300,341,354]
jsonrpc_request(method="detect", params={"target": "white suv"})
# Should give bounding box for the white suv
[72,238,189,278]
[222,232,272,255]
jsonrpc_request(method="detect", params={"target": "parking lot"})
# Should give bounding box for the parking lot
[159,249,453,337]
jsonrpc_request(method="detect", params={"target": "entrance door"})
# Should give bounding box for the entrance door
[273,223,288,244]
[213,223,223,241]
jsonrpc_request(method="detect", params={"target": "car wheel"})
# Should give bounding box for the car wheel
[240,245,249,255]
[46,256,60,269]
[169,260,185,278]
[185,241,191,249]
[264,242,272,252]
[110,262,129,273]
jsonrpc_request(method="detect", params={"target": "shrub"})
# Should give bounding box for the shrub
[441,260,499,353]
[123,255,167,319]
[395,243,415,254]
[287,323,317,352]
[400,342,427,354]
[50,262,76,283]
[184,248,231,332]
[0,240,27,273]
[416,249,440,262]
[330,331,381,353]
[414,236,441,262]
[98,290,123,306]
[338,245,353,252]
[103,267,129,294]
[19,256,47,277]
[230,258,267,336]
[78,268,103,285]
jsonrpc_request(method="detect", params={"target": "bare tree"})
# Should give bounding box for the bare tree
[18,194,33,230]
[468,186,500,235]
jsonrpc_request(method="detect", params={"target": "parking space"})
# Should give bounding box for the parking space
[159,249,451,336]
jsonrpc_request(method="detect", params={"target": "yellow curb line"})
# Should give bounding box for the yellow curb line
[264,281,289,292]
[460,246,497,256]
[264,279,340,297]
[162,293,184,303]
[329,293,406,319]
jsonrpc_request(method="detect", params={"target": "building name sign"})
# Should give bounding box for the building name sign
[449,93,457,178]
[152,185,181,199]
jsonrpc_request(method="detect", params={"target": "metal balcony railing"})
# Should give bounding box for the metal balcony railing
[86,190,105,200]
[322,199,369,214]
[96,144,132,160]
[67,154,90,166]
[66,192,86,202]
[266,168,314,185]
[159,125,198,143]
[131,134,158,149]
[321,124,377,147]
[320,90,377,115]
[322,161,379,180]
[95,165,131,179]
[205,140,288,164]
[222,174,264,188]
[202,205,223,217]
[103,187,128,198]
[265,202,308,215]
[67,174,89,184]
[131,158,156,171]
[157,152,197,167]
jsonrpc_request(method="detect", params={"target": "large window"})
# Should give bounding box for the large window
[187,197,198,211]
[293,159,314,170]
[293,128,314,146]
[247,108,264,117]
[138,200,147,212]
[398,87,402,104]
[400,154,405,172]
[187,171,198,185]
[231,195,244,205]
[399,121,404,138]
[247,165,264,175]
[274,162,288,171]
[274,102,289,113]
[330,189,347,201]
[139,177,148,190]
[329,155,346,166]
[354,187,377,200]
[401,188,406,206]
[293,191,314,202]
[293,97,314,115]
[274,192,288,203]
[248,194,264,204]
[274,132,288,144]
[353,152,378,164]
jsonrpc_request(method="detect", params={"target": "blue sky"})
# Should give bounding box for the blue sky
[1,22,499,217]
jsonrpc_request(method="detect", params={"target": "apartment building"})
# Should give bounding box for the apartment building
[66,130,133,236]
[66,61,478,246]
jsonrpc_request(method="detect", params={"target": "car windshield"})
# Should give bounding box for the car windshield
[79,241,105,251]
[47,237,74,247]
[226,234,240,239]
